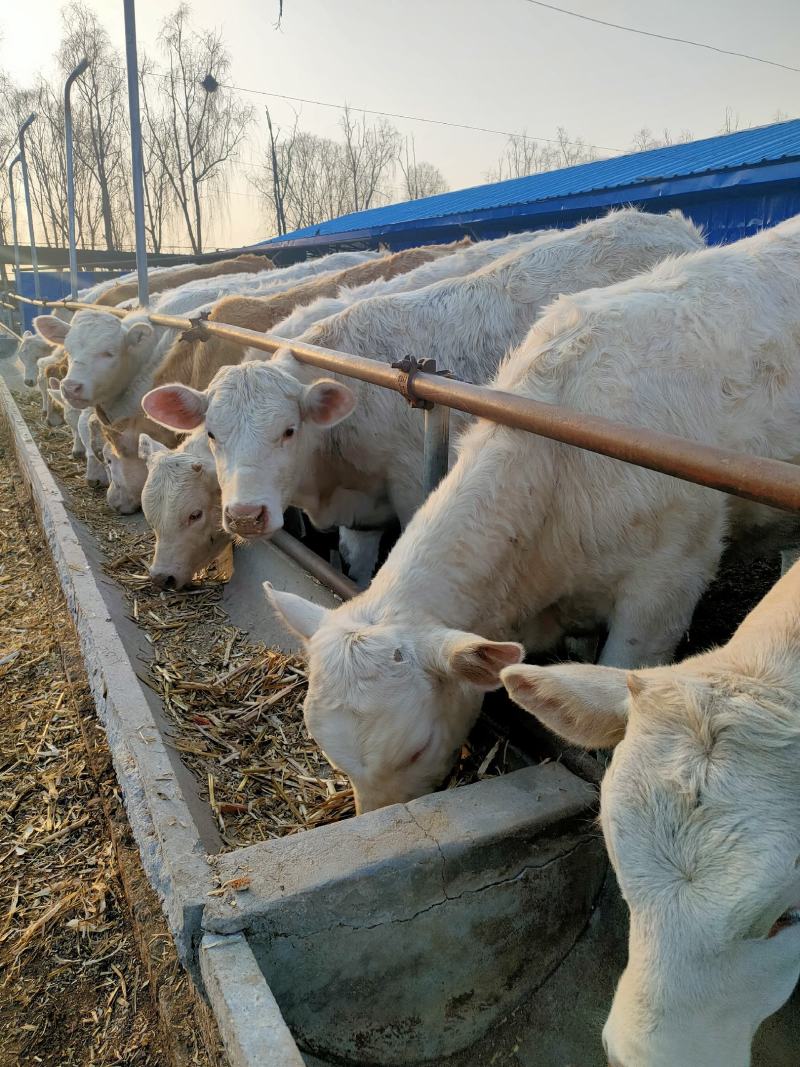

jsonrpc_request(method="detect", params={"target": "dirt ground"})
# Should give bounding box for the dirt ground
[0,424,224,1067]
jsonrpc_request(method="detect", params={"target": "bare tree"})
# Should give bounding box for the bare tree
[261,106,292,236]
[399,138,448,200]
[251,108,423,234]
[340,106,399,212]
[631,127,659,152]
[554,127,597,168]
[139,54,176,253]
[721,106,742,134]
[145,5,254,253]
[21,78,69,248]
[487,130,567,181]
[58,1,130,251]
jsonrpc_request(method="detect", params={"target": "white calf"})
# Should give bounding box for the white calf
[36,351,67,427]
[502,560,800,1067]
[139,431,229,590]
[272,229,550,340]
[15,330,53,388]
[262,211,800,814]
[47,379,84,459]
[143,208,704,545]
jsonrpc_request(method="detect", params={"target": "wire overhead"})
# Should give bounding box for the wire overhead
[200,76,623,153]
[135,65,621,151]
[520,1,800,75]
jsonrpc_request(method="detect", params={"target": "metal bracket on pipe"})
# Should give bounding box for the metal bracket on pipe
[391,356,452,410]
[180,310,211,343]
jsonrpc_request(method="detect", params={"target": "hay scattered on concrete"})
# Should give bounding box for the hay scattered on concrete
[0,425,165,1066]
[16,393,515,850]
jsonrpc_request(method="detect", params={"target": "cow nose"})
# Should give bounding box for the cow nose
[224,502,268,535]
[150,571,176,591]
[61,380,82,401]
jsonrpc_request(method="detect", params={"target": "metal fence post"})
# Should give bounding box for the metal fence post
[64,58,90,301]
[123,0,149,307]
[423,404,450,495]
[17,113,40,301]
[7,154,22,298]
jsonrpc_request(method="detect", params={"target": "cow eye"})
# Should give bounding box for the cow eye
[283,426,295,440]
[207,431,216,442]
[188,510,203,523]
[103,351,115,358]
[404,737,431,768]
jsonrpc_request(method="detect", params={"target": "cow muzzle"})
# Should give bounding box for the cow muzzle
[60,379,90,408]
[223,502,270,538]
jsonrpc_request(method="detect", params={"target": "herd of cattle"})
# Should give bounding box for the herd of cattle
[13,207,800,1066]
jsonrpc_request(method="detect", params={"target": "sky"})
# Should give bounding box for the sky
[1,0,799,248]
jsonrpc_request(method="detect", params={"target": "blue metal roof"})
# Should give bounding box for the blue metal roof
[268,118,800,243]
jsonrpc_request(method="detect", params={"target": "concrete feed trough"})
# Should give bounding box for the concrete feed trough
[0,356,607,1065]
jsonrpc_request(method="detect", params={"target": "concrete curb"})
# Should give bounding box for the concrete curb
[201,934,306,1067]
[0,376,213,962]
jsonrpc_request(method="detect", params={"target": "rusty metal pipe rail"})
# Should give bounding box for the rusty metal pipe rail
[11,291,800,514]
[272,530,357,601]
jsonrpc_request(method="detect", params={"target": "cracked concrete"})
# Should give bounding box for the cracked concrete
[205,764,605,1065]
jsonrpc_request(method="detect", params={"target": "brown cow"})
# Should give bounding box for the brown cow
[96,409,179,514]
[94,253,275,308]
[154,240,470,387]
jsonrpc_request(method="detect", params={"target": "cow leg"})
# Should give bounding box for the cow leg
[338,528,382,588]
[67,409,85,460]
[78,410,108,488]
[45,390,64,427]
[599,537,722,668]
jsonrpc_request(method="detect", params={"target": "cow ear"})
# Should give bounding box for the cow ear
[301,379,356,427]
[138,432,169,464]
[263,583,328,642]
[33,315,69,346]
[439,630,524,691]
[142,385,208,430]
[124,321,154,351]
[501,663,631,749]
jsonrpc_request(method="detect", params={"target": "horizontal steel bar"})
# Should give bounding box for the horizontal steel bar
[0,321,22,341]
[10,291,800,515]
[271,530,357,601]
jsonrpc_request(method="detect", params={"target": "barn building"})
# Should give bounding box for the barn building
[259,117,800,258]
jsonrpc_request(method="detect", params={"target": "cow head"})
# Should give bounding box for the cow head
[98,411,175,515]
[502,647,800,1067]
[140,432,230,590]
[18,328,57,387]
[36,310,155,410]
[264,585,523,814]
[142,357,355,540]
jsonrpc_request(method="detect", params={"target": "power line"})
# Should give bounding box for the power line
[134,66,621,152]
[205,77,622,153]
[520,1,800,75]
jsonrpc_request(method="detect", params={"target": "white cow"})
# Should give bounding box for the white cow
[47,378,85,459]
[33,309,171,485]
[142,208,704,547]
[139,430,229,590]
[501,561,800,1067]
[15,330,54,389]
[36,350,67,427]
[261,212,800,814]
[272,229,551,340]
[145,249,381,312]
